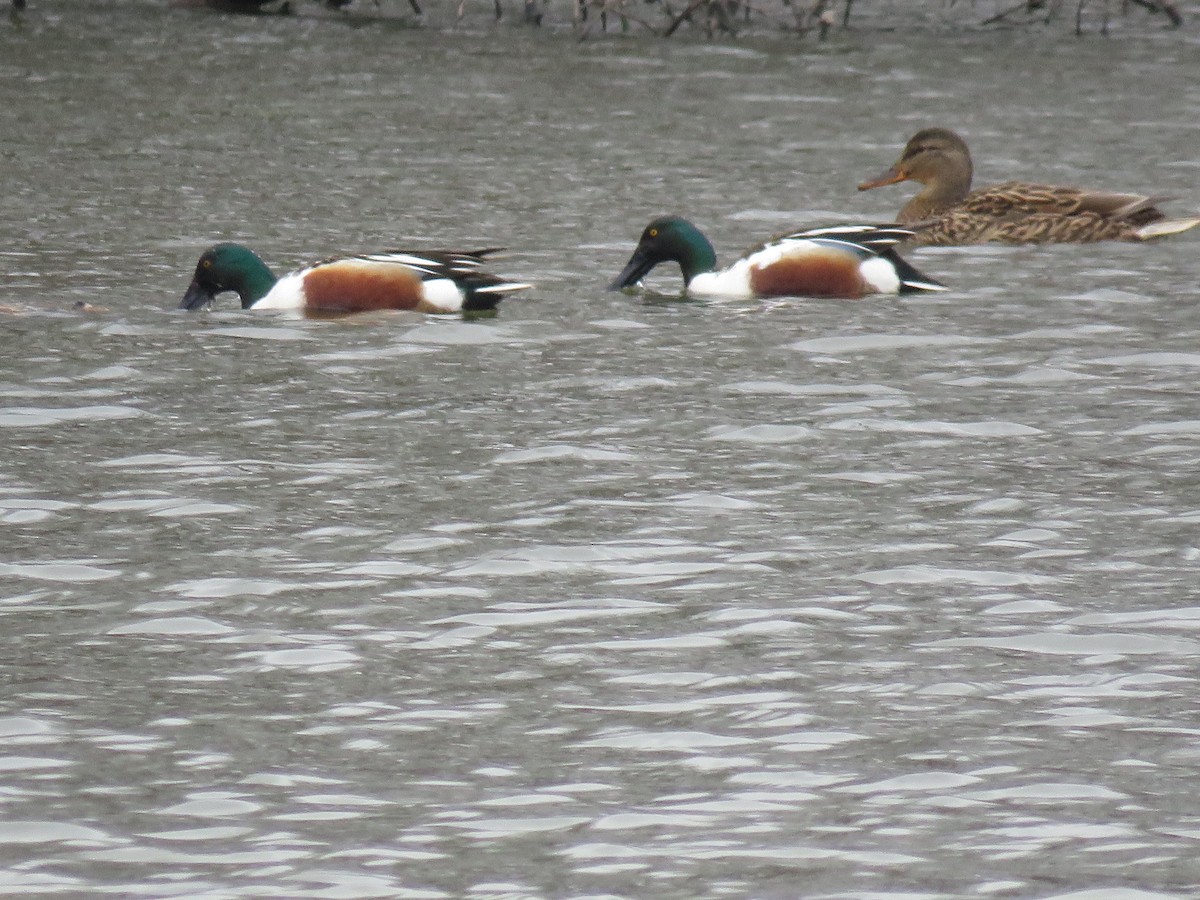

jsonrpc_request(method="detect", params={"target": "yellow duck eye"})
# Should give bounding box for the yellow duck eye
[202,260,212,268]
[648,228,658,238]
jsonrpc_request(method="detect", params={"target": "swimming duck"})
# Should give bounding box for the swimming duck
[858,127,1200,246]
[180,243,530,315]
[609,217,946,299]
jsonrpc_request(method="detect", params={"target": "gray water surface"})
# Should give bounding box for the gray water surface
[2,3,1200,897]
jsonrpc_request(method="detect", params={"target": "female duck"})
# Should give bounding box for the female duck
[180,243,530,315]
[609,217,946,299]
[858,127,1200,245]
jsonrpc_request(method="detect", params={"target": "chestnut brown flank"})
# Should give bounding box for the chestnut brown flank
[302,260,427,313]
[748,250,866,299]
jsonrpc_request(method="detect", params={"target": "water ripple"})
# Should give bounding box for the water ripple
[0,404,145,427]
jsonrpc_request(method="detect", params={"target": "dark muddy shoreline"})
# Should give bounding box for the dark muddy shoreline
[12,0,1195,36]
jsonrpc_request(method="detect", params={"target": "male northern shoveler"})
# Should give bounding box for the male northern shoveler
[858,127,1200,246]
[180,243,531,315]
[608,217,946,300]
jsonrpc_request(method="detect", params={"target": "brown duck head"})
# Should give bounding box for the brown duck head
[858,128,975,223]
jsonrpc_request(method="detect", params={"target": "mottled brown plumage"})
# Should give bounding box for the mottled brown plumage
[858,128,1200,246]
